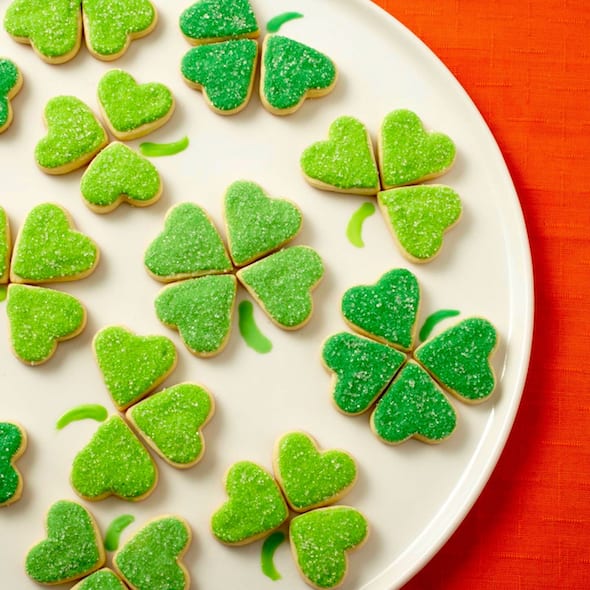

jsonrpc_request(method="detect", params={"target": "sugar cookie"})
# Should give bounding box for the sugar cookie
[0,421,27,507]
[0,205,10,283]
[0,58,23,134]
[71,568,127,590]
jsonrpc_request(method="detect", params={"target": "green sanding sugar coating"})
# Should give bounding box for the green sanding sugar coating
[140,136,189,157]
[145,202,232,280]
[224,180,302,266]
[82,0,155,57]
[0,58,19,127]
[35,96,106,170]
[267,12,303,33]
[155,275,236,356]
[7,284,85,364]
[371,362,457,444]
[0,206,9,280]
[212,461,288,544]
[81,143,161,209]
[238,300,272,354]
[128,383,213,465]
[346,202,376,248]
[181,39,258,113]
[71,415,157,500]
[180,0,259,42]
[262,35,336,111]
[25,500,102,584]
[322,332,406,415]
[419,309,460,342]
[0,422,24,505]
[301,117,380,193]
[104,516,135,552]
[56,404,108,430]
[261,531,286,581]
[415,317,497,402]
[114,517,190,590]
[379,109,456,187]
[238,246,323,328]
[73,568,127,589]
[290,507,368,589]
[93,326,177,410]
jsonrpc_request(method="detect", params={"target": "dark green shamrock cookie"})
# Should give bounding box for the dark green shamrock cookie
[0,421,27,507]
[0,58,23,133]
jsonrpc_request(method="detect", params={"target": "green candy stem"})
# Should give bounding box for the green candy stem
[238,300,272,354]
[261,531,286,581]
[56,405,108,430]
[419,309,460,342]
[266,12,303,33]
[104,515,135,552]
[139,137,189,157]
[346,202,375,248]
[0,286,6,302]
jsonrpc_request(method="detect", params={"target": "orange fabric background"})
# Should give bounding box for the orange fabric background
[370,1,590,588]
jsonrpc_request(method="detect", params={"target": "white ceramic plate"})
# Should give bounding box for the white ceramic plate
[0,1,533,589]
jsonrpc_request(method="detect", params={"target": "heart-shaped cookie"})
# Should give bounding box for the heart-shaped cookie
[80,142,162,213]
[371,362,457,444]
[237,246,324,329]
[378,109,456,188]
[181,39,258,115]
[127,383,215,468]
[35,96,108,174]
[322,332,406,415]
[71,415,158,501]
[0,58,23,133]
[378,185,462,262]
[114,516,192,590]
[71,568,127,590]
[0,206,10,283]
[144,202,232,282]
[93,326,177,410]
[290,506,368,590]
[82,0,157,61]
[98,69,175,140]
[6,284,87,365]
[273,432,357,512]
[414,317,498,403]
[4,0,82,64]
[25,500,105,584]
[11,203,99,283]
[341,268,420,351]
[301,116,380,195]
[224,180,302,266]
[155,274,237,357]
[260,34,337,115]
[0,421,27,507]
[211,461,289,545]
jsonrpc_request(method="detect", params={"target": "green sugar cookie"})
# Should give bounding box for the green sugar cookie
[35,96,108,174]
[273,432,357,512]
[113,516,192,590]
[82,0,157,61]
[93,326,177,410]
[237,246,324,329]
[4,0,82,64]
[0,57,23,133]
[144,202,232,282]
[211,461,289,545]
[10,203,99,283]
[378,185,462,263]
[155,274,237,357]
[0,421,27,507]
[370,361,457,445]
[25,500,105,584]
[6,284,86,365]
[179,0,259,44]
[301,116,380,195]
[378,109,456,188]
[223,180,302,266]
[0,206,10,283]
[181,39,258,115]
[290,506,368,590]
[127,383,215,468]
[71,568,127,590]
[97,69,175,140]
[71,415,158,501]
[261,34,337,115]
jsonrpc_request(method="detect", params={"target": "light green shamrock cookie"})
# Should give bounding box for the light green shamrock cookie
[71,568,127,590]
[211,461,289,545]
[113,516,192,590]
[35,96,108,174]
[0,421,27,507]
[0,58,23,133]
[97,69,175,140]
[93,326,177,410]
[25,500,105,584]
[0,206,10,283]
[71,415,158,501]
[290,506,369,590]
[301,116,380,195]
[378,109,456,188]
[127,383,215,468]
[273,432,357,512]
[10,203,99,283]
[6,284,86,365]
[224,180,302,266]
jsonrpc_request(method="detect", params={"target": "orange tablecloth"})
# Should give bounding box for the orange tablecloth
[370,1,590,588]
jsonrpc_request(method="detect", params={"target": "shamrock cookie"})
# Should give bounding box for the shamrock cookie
[80,143,162,213]
[71,568,127,590]
[0,421,27,507]
[0,206,10,283]
[0,58,23,134]
[25,500,105,584]
[35,96,108,174]
[98,69,175,140]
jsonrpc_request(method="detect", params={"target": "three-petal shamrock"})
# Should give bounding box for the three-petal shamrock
[0,421,27,507]
[0,57,23,134]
